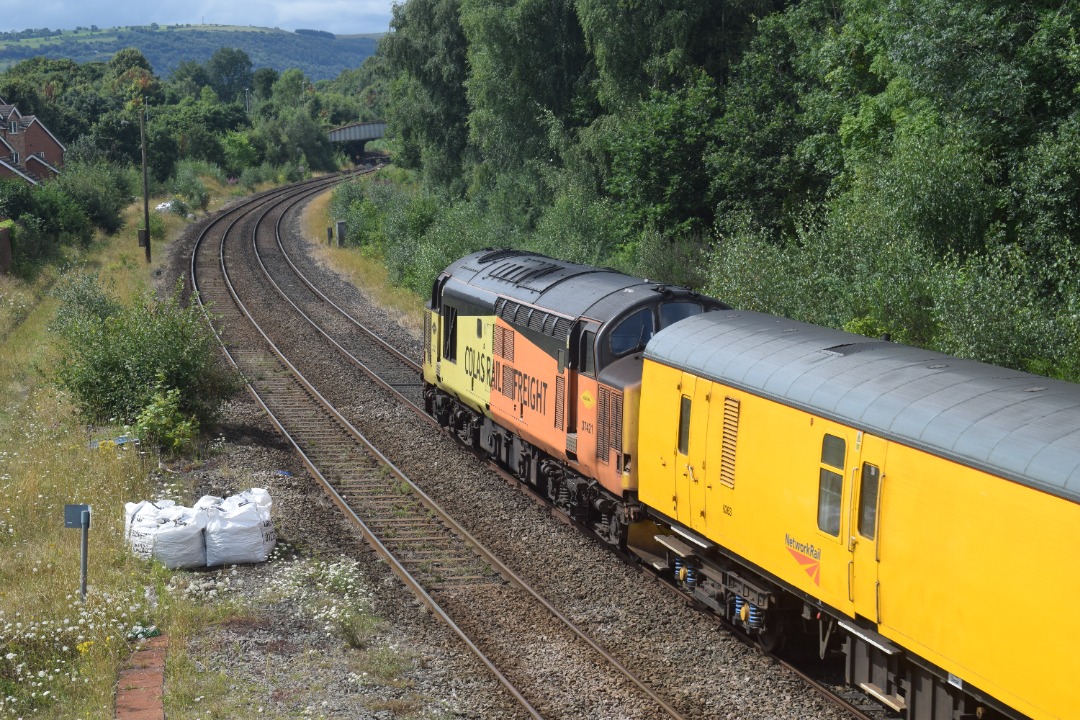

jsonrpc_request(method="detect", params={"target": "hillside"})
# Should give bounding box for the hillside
[0,24,380,81]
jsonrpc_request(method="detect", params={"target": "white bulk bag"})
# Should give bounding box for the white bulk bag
[193,495,224,511]
[125,500,176,560]
[205,495,274,566]
[152,506,208,569]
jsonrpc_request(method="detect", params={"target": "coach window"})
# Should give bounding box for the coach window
[857,463,881,540]
[677,396,691,455]
[442,306,458,362]
[610,307,655,356]
[817,434,845,536]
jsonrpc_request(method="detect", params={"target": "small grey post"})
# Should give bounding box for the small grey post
[64,504,92,601]
[336,221,347,248]
[327,227,333,245]
[80,510,89,600]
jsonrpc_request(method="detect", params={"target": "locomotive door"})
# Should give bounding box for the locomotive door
[568,321,600,470]
[850,432,886,624]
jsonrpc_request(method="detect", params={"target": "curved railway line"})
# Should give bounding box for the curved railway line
[187,173,874,719]
[190,172,693,719]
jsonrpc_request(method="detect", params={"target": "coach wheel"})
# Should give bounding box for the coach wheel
[757,611,785,654]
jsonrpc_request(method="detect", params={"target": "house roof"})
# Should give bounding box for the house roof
[0,157,39,185]
[26,153,59,174]
[20,116,66,152]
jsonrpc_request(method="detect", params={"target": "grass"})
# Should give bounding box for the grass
[301,188,425,338]
[0,162,436,718]
[0,172,246,719]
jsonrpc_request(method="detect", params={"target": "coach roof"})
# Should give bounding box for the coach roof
[646,310,1080,504]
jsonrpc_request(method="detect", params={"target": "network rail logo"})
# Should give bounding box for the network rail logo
[785,533,821,586]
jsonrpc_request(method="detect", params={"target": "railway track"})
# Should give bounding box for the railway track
[259,185,883,720]
[189,174,691,719]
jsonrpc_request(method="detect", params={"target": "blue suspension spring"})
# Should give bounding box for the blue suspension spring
[733,595,745,620]
[685,566,698,589]
[748,603,764,629]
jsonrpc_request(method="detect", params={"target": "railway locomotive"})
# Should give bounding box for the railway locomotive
[423,249,1080,720]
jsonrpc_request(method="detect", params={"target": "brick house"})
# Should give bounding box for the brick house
[0,99,65,185]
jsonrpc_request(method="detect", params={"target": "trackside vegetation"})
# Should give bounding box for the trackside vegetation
[49,274,239,450]
[334,0,1080,381]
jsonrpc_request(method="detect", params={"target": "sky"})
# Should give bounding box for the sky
[0,0,396,35]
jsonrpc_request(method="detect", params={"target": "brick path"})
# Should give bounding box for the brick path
[114,635,168,720]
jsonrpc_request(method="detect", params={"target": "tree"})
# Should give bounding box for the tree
[252,67,278,100]
[206,47,253,103]
[167,60,210,100]
[381,0,471,189]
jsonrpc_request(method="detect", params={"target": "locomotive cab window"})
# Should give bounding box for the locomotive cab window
[817,434,845,536]
[659,301,702,328]
[609,307,655,357]
[577,330,596,377]
[442,306,458,362]
[857,463,881,540]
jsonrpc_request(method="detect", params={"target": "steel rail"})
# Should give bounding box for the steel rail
[249,175,691,720]
[191,177,544,719]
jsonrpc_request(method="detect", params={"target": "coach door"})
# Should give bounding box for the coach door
[676,372,712,534]
[850,432,886,624]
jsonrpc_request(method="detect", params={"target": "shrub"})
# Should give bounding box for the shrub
[50,274,238,435]
[134,381,199,457]
[53,161,135,234]
[172,164,210,215]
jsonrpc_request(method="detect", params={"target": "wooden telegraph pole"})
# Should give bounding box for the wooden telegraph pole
[139,104,151,263]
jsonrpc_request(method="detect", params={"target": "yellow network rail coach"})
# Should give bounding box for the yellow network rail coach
[424,250,1079,720]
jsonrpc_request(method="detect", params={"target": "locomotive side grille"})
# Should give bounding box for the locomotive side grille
[720,397,740,487]
[555,376,565,430]
[596,386,624,462]
[553,318,572,341]
[493,326,515,361]
[494,296,572,341]
[501,364,516,399]
[528,310,547,333]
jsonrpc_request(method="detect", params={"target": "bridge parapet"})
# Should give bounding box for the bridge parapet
[328,121,387,143]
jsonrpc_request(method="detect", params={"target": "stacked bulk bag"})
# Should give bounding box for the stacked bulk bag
[123,489,276,568]
[205,490,276,566]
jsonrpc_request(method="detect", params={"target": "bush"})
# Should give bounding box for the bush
[172,163,210,215]
[134,382,198,457]
[54,161,135,234]
[50,274,238,437]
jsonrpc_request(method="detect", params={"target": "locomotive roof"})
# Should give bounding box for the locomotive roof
[646,310,1080,504]
[443,249,700,322]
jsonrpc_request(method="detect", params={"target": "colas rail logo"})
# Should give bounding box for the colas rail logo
[785,534,821,586]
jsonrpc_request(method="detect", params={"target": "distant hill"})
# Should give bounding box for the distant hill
[0,24,381,81]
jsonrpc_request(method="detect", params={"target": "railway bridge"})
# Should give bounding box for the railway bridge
[328,121,386,161]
